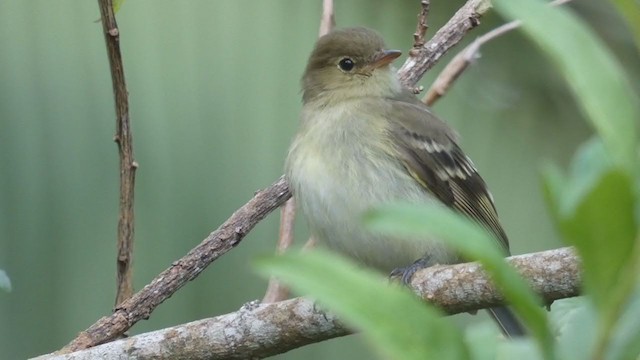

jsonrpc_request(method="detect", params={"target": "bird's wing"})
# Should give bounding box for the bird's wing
[385,95,510,253]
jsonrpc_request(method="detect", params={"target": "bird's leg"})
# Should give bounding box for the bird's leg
[389,256,433,285]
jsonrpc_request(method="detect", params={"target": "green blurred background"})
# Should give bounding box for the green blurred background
[0,1,637,359]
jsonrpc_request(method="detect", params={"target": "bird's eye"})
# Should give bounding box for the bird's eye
[338,58,355,72]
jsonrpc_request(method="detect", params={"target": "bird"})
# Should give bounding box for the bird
[285,26,525,337]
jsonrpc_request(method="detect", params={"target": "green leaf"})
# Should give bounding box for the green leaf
[610,0,640,52]
[493,0,640,169]
[0,270,11,292]
[552,298,598,360]
[113,0,126,13]
[255,250,469,360]
[607,288,640,360]
[556,139,615,216]
[464,323,499,360]
[542,139,639,358]
[364,204,555,359]
[558,168,636,309]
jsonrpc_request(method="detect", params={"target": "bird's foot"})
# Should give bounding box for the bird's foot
[389,256,432,285]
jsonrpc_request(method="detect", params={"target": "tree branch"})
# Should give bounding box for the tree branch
[262,199,296,303]
[262,0,336,305]
[423,20,520,106]
[38,248,580,360]
[412,0,431,48]
[97,0,138,306]
[318,0,335,37]
[398,0,491,89]
[423,0,573,106]
[59,177,291,353]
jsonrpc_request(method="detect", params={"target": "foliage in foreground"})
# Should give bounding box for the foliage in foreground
[256,1,640,359]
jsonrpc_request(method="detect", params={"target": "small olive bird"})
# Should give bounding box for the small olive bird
[286,27,525,337]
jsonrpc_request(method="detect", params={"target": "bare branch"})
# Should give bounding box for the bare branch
[413,0,431,48]
[39,248,580,360]
[262,0,336,304]
[59,177,291,353]
[423,20,520,106]
[398,0,491,89]
[262,199,296,303]
[97,0,137,306]
[423,0,574,106]
[318,0,335,37]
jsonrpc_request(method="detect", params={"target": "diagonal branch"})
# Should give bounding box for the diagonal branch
[59,177,291,353]
[423,0,574,106]
[398,0,491,89]
[38,248,580,360]
[423,20,520,106]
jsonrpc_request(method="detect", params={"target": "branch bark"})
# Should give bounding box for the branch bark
[262,199,296,303]
[262,0,336,305]
[59,177,291,353]
[423,0,573,106]
[38,248,580,360]
[97,0,137,306]
[398,0,491,89]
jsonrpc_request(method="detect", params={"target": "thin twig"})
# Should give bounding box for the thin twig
[39,248,580,360]
[423,20,520,106]
[423,0,573,106]
[59,177,291,353]
[97,0,137,306]
[413,0,430,48]
[262,199,296,303]
[318,0,335,37]
[398,0,491,89]
[262,0,336,304]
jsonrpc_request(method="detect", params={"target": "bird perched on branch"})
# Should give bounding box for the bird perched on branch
[286,27,525,337]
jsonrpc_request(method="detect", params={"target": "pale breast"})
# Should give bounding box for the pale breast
[286,101,454,272]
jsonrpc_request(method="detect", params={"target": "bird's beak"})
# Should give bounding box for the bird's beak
[369,49,402,69]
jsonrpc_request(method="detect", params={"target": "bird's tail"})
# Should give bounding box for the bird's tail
[487,306,527,338]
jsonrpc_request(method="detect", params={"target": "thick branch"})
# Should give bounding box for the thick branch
[398,0,491,88]
[97,0,137,306]
[39,248,580,360]
[59,177,291,353]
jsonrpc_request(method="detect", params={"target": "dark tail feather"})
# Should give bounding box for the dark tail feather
[486,306,526,338]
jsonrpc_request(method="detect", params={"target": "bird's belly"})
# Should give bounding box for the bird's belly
[289,147,454,273]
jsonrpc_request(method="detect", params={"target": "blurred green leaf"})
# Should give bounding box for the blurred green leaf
[0,269,10,292]
[542,139,639,358]
[254,250,469,360]
[464,323,499,360]
[558,169,635,309]
[494,0,640,169]
[113,0,126,13]
[607,288,640,360]
[556,139,615,216]
[611,0,640,51]
[551,298,598,360]
[364,204,555,359]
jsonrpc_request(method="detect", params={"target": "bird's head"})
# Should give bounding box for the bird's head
[302,27,402,104]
